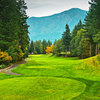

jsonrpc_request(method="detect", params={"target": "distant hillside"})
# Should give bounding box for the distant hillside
[27,8,87,42]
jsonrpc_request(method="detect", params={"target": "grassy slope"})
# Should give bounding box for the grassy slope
[0,54,100,100]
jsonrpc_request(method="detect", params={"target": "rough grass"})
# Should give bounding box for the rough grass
[0,54,100,100]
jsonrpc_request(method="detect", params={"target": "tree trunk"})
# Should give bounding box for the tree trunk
[98,46,99,54]
[96,44,98,55]
[90,43,92,57]
[65,47,67,57]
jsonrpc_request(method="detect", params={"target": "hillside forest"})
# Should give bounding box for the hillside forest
[29,0,100,58]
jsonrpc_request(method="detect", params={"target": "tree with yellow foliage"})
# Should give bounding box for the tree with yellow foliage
[46,45,54,54]
[46,47,51,54]
[50,45,54,54]
[0,50,12,64]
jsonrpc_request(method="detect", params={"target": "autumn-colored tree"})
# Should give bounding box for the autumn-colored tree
[0,50,12,64]
[7,45,24,62]
[50,45,54,54]
[46,47,51,54]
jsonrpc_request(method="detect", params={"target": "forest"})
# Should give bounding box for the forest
[0,0,29,65]
[0,0,100,65]
[29,0,100,58]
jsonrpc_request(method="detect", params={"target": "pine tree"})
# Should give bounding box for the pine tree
[16,0,29,52]
[85,0,100,56]
[70,20,83,56]
[62,24,71,54]
[76,29,90,58]
[54,39,63,55]
[0,0,29,53]
[29,41,34,54]
[0,0,18,51]
[42,39,47,54]
[0,0,29,62]
[47,40,52,47]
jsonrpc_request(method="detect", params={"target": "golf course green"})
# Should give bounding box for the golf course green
[0,54,100,100]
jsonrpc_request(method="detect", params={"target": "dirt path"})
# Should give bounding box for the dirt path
[0,62,26,75]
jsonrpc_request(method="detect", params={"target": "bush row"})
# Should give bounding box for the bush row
[0,45,25,67]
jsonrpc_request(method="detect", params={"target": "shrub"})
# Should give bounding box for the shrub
[0,64,5,68]
[24,51,29,58]
[0,50,12,65]
[34,51,38,54]
[7,45,24,62]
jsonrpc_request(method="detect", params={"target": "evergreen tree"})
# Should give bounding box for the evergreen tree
[54,39,63,55]
[71,20,83,38]
[62,24,71,53]
[34,40,43,54]
[42,39,47,54]
[16,0,29,52]
[0,0,18,51]
[0,0,29,62]
[29,41,34,54]
[75,29,90,58]
[70,20,83,56]
[47,40,52,47]
[84,0,100,56]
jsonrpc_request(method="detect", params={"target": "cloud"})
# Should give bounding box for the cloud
[25,0,90,17]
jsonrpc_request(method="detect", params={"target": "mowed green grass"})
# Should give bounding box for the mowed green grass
[0,77,85,100]
[0,54,100,100]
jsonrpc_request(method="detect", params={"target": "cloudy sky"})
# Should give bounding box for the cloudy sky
[25,0,90,17]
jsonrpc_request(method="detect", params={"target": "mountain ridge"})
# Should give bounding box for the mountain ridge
[30,8,87,18]
[27,8,87,42]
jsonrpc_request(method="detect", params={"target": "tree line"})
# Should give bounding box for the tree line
[45,0,100,58]
[69,0,100,58]
[28,0,100,58]
[1,0,99,65]
[0,0,29,64]
[28,40,52,54]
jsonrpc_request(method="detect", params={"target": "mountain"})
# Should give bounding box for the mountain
[27,8,87,42]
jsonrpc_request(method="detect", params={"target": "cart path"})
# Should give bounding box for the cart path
[0,62,26,75]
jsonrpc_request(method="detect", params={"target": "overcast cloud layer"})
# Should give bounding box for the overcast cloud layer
[25,0,90,17]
